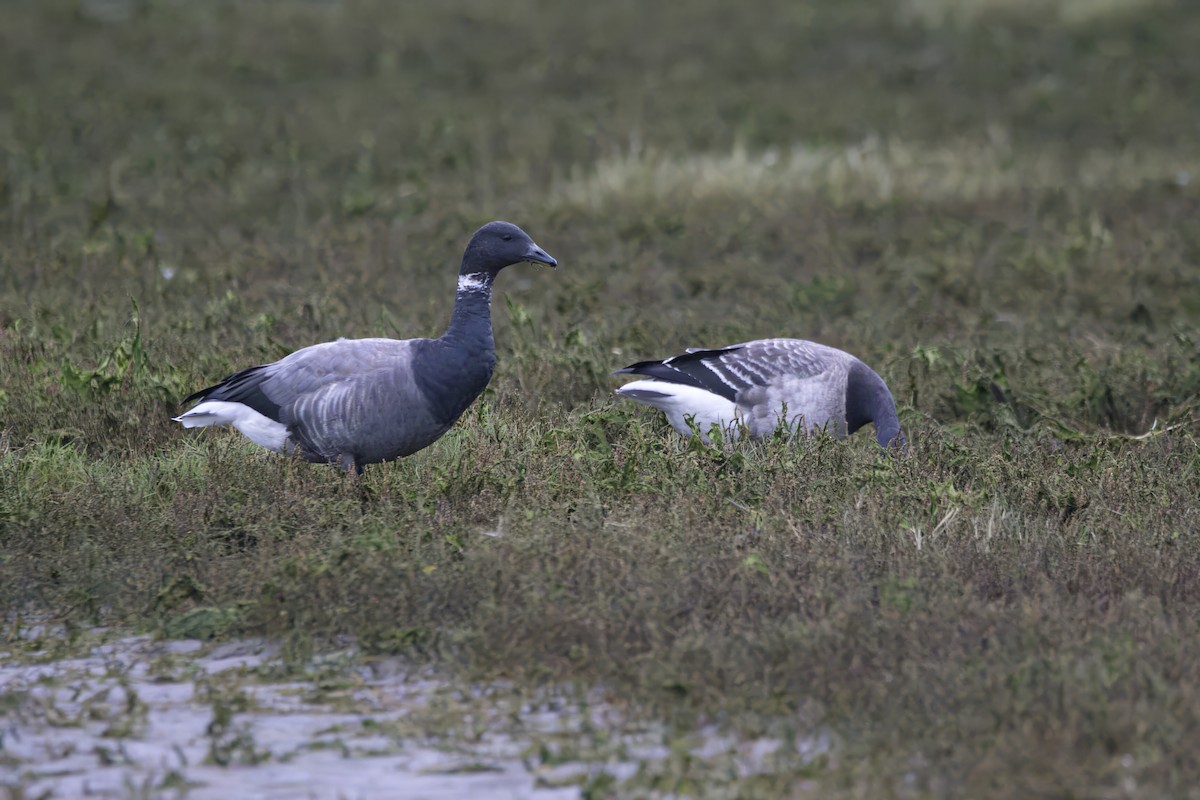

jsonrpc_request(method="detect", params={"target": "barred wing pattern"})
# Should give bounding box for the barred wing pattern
[614,339,855,439]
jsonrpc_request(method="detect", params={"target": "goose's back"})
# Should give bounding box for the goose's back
[258,337,452,464]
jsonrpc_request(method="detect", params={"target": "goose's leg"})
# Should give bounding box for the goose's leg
[337,452,364,476]
[336,452,377,506]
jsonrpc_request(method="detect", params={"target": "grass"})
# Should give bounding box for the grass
[3,0,1200,795]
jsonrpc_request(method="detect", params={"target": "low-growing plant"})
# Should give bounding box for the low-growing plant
[3,0,1200,796]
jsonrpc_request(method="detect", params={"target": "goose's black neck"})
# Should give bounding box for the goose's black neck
[846,360,907,452]
[441,271,496,351]
[413,270,499,427]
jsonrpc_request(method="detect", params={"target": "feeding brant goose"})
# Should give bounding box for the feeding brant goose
[174,221,557,474]
[613,338,906,451]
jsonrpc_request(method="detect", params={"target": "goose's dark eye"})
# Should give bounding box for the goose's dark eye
[502,234,513,241]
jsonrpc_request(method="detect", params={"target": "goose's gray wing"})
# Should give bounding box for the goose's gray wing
[262,338,421,406]
[615,338,851,401]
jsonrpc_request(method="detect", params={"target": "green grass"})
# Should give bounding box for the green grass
[3,0,1200,795]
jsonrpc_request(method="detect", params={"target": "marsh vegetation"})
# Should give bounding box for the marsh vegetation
[3,0,1200,796]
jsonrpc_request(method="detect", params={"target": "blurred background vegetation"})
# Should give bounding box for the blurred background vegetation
[2,0,1200,795]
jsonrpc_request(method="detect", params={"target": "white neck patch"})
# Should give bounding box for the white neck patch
[457,272,491,293]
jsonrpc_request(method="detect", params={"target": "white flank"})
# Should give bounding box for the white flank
[615,380,740,443]
[173,400,290,453]
[457,272,490,293]
[745,373,844,438]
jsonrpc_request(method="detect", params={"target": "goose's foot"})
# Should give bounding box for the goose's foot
[333,452,373,504]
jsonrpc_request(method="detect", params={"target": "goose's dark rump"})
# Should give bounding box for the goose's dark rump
[182,363,281,421]
[613,346,746,402]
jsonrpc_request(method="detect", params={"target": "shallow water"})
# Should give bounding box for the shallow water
[1,631,830,799]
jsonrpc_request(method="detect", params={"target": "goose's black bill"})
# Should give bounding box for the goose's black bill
[524,244,557,267]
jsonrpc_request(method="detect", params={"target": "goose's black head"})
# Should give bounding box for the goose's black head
[460,221,557,276]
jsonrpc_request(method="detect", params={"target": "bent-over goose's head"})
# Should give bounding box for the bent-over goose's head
[461,221,557,276]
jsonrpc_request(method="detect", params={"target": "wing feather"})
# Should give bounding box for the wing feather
[614,339,849,402]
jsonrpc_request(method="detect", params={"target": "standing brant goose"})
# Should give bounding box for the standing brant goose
[613,338,906,451]
[174,221,557,474]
